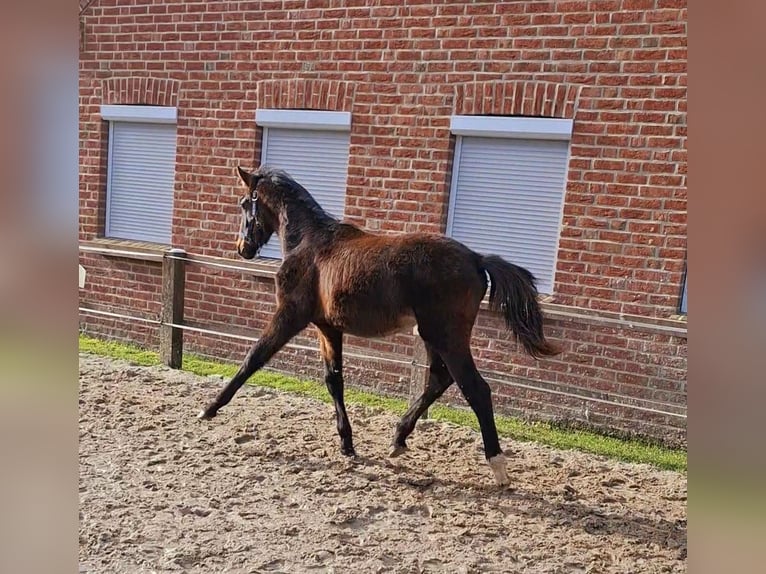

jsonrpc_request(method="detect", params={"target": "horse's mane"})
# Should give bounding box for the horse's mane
[258,165,337,225]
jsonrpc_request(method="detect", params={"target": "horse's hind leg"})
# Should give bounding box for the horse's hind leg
[316,324,355,457]
[440,349,509,487]
[390,343,453,456]
[198,307,308,419]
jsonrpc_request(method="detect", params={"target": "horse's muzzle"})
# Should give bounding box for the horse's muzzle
[237,237,259,260]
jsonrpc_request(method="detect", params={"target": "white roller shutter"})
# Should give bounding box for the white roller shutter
[447,136,569,295]
[258,127,350,259]
[105,120,177,244]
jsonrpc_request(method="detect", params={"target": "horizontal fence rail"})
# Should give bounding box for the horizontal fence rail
[78,244,687,423]
[78,305,419,367]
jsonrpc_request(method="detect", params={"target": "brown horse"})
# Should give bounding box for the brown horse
[198,165,559,486]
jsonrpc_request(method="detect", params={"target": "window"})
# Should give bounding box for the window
[680,270,687,314]
[100,104,178,244]
[255,109,351,259]
[446,116,573,295]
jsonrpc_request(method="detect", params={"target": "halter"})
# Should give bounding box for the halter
[250,186,258,217]
[239,190,259,241]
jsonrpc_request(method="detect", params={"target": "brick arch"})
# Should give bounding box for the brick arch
[102,77,180,107]
[454,80,581,119]
[255,78,356,111]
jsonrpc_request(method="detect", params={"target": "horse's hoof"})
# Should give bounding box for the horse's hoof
[388,444,408,458]
[197,408,216,420]
[488,453,510,487]
[341,447,357,457]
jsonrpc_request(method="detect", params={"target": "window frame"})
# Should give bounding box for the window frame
[100,104,178,244]
[446,115,573,295]
[254,108,352,259]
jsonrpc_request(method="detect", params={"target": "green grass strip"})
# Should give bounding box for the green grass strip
[79,334,686,472]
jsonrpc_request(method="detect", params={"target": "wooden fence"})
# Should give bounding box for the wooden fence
[78,243,687,432]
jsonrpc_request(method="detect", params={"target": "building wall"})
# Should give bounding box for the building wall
[79,0,687,447]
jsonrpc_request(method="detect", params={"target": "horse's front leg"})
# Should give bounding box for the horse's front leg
[316,324,355,456]
[198,307,308,419]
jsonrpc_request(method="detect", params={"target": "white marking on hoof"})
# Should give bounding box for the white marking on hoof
[197,409,208,420]
[389,444,408,458]
[488,454,510,486]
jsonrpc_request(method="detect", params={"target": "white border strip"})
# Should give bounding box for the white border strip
[445,135,464,238]
[450,115,573,140]
[255,109,351,131]
[100,104,177,124]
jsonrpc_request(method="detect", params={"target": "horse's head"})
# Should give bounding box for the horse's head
[235,166,276,259]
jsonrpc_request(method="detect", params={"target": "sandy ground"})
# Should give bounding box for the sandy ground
[79,353,686,573]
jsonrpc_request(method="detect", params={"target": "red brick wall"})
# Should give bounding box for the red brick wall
[79,0,687,446]
[78,253,163,347]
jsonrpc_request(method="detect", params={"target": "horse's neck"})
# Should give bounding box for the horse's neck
[279,201,335,254]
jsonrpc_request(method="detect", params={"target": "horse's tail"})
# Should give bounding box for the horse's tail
[480,255,560,359]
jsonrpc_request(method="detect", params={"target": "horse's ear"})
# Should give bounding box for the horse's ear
[236,166,252,187]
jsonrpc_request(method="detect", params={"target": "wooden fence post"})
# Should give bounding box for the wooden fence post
[160,248,186,368]
[410,325,430,418]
